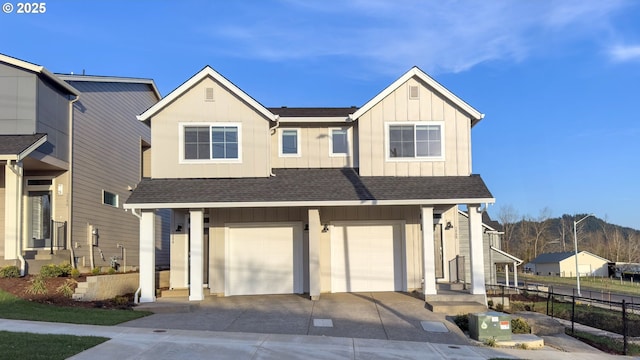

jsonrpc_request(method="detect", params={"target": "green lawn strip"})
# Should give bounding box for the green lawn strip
[566,328,640,356]
[0,290,151,325]
[515,273,640,297]
[0,331,109,360]
[511,298,640,336]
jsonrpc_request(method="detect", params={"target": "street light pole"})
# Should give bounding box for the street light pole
[573,214,594,297]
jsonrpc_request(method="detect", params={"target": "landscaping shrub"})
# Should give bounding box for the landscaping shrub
[510,301,526,312]
[70,268,80,279]
[39,263,73,278]
[511,317,531,334]
[0,265,20,278]
[453,314,469,332]
[107,268,116,275]
[487,299,494,309]
[56,279,77,298]
[26,275,47,295]
[495,303,504,312]
[91,267,101,276]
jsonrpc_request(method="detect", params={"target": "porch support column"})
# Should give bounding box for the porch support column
[468,204,486,295]
[139,209,156,303]
[308,209,321,300]
[504,264,510,287]
[421,206,437,296]
[4,161,23,261]
[513,262,519,288]
[189,209,204,301]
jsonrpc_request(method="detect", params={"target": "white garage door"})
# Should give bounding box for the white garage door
[226,223,303,296]
[331,221,404,292]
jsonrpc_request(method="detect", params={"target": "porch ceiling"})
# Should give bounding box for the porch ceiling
[125,168,494,208]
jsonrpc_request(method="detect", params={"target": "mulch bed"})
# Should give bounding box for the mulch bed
[0,275,134,309]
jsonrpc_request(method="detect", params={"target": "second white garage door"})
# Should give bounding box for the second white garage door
[330,221,405,292]
[226,223,303,296]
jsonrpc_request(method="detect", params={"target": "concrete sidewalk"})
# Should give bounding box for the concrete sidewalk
[1,318,637,360]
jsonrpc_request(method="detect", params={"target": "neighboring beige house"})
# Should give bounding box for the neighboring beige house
[125,66,495,308]
[0,53,168,274]
[529,251,610,277]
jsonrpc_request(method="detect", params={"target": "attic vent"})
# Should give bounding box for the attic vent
[409,85,420,100]
[205,87,214,102]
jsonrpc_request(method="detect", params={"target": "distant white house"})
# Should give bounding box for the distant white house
[528,251,610,277]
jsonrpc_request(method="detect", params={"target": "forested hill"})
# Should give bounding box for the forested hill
[494,212,640,264]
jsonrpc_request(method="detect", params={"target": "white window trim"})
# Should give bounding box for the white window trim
[102,190,119,208]
[384,121,445,162]
[178,122,243,164]
[279,128,301,157]
[329,127,350,157]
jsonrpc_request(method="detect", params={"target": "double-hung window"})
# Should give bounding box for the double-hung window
[182,123,241,162]
[330,128,349,156]
[387,122,443,160]
[279,128,300,157]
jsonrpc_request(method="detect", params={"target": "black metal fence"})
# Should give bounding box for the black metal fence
[486,283,640,355]
[50,220,67,254]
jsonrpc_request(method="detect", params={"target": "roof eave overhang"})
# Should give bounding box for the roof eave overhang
[124,197,495,210]
[0,134,48,161]
[490,245,523,265]
[58,74,161,100]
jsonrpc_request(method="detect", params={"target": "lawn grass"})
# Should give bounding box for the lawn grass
[566,328,640,356]
[0,331,109,360]
[0,289,151,325]
[515,273,640,297]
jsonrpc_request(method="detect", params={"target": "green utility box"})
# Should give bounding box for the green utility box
[468,311,512,341]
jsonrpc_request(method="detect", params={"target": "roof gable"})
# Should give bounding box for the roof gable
[138,66,276,122]
[57,74,161,100]
[0,53,79,96]
[349,66,483,125]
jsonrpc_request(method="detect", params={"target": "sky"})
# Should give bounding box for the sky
[1,1,639,229]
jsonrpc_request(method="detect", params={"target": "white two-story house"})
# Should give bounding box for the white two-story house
[125,66,495,309]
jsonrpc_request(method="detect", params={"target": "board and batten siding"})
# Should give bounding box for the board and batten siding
[0,63,37,134]
[358,77,472,177]
[270,125,358,168]
[65,80,166,269]
[458,211,492,284]
[35,78,71,163]
[150,77,271,179]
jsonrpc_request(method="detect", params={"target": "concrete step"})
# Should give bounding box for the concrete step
[72,294,84,301]
[426,301,487,315]
[160,289,189,298]
[426,293,486,303]
[34,253,53,260]
[77,282,88,289]
[437,283,465,291]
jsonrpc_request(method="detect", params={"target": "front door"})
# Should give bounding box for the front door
[27,191,51,249]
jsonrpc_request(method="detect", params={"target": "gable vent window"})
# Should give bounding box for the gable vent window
[205,87,215,102]
[409,85,420,100]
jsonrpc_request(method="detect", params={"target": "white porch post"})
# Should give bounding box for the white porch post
[308,209,321,300]
[4,162,22,261]
[468,204,486,295]
[139,209,156,303]
[504,264,510,287]
[421,206,437,296]
[513,262,519,288]
[189,209,204,301]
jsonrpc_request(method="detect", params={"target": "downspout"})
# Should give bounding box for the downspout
[7,160,26,276]
[130,208,142,303]
[268,115,280,177]
[68,94,80,268]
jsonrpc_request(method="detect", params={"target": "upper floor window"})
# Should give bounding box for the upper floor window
[279,128,300,157]
[387,122,444,160]
[181,123,242,162]
[330,128,349,156]
[103,190,118,207]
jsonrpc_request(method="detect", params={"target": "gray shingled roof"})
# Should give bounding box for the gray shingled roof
[126,168,493,206]
[0,134,46,155]
[267,107,358,117]
[529,251,575,264]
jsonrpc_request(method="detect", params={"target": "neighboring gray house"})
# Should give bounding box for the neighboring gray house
[529,251,610,277]
[0,53,168,274]
[457,210,522,286]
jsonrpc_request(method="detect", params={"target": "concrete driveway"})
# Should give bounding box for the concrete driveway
[125,292,470,345]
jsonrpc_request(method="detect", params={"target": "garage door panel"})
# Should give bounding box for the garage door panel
[331,222,404,293]
[226,224,302,296]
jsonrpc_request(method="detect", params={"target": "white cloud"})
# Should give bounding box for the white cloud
[608,45,640,62]
[201,1,631,75]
